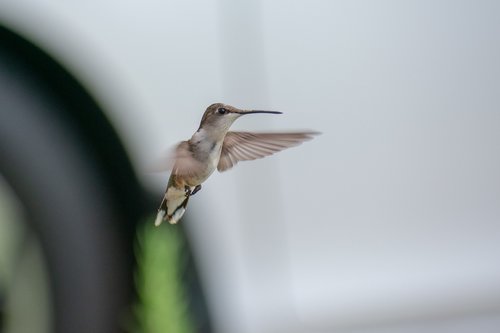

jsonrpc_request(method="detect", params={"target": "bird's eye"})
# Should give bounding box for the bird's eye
[217,108,227,115]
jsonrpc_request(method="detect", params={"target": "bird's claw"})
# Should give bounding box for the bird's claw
[185,184,202,197]
[191,184,202,196]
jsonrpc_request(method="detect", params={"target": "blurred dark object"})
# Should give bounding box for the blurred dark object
[0,25,145,333]
[0,24,212,333]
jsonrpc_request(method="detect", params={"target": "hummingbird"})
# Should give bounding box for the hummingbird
[155,103,319,226]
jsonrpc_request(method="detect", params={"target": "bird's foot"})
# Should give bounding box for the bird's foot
[191,184,202,196]
[184,184,202,197]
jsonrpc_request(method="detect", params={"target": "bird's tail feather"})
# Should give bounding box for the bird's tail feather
[155,197,168,226]
[154,195,190,226]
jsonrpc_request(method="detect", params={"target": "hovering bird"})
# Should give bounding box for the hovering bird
[155,103,319,225]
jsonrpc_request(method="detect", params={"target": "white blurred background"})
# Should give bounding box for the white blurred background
[1,1,500,332]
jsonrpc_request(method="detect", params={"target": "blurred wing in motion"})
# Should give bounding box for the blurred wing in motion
[147,148,175,173]
[149,141,204,178]
[217,131,320,172]
[171,141,205,178]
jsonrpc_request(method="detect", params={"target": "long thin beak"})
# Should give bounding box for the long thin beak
[236,110,283,115]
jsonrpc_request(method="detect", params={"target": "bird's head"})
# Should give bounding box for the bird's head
[198,103,282,132]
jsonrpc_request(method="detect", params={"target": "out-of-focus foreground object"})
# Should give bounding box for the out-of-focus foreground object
[0,26,145,333]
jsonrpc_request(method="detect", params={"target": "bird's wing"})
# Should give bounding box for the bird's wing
[217,131,319,172]
[148,141,205,175]
[171,141,205,178]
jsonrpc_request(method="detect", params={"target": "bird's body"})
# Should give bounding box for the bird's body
[155,103,318,225]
